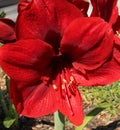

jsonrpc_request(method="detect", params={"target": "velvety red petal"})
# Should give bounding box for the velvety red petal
[61,17,114,71]
[109,6,118,25]
[0,39,54,84]
[114,35,120,45]
[0,18,15,28]
[113,35,120,63]
[59,88,84,126]
[18,0,32,12]
[16,0,83,40]
[0,18,16,43]
[71,58,120,86]
[67,0,89,16]
[10,80,58,117]
[113,16,120,33]
[90,0,118,24]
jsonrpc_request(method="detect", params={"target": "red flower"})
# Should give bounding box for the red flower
[0,18,16,43]
[90,0,120,71]
[0,0,120,126]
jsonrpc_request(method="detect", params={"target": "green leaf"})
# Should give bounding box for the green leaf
[0,11,6,18]
[75,107,106,130]
[3,117,16,128]
[99,102,113,108]
[3,105,18,128]
[0,42,3,47]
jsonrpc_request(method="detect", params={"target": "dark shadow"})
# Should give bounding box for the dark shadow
[18,116,36,130]
[39,120,54,126]
[18,115,54,130]
[92,120,120,130]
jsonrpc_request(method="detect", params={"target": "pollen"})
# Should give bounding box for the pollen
[53,84,57,90]
[62,78,67,83]
[70,76,74,82]
[116,31,120,38]
[67,76,75,87]
[62,84,65,89]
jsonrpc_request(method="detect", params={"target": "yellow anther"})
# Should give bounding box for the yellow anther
[116,31,120,38]
[68,76,74,86]
[70,76,74,82]
[62,78,67,83]
[62,84,65,89]
[53,84,57,90]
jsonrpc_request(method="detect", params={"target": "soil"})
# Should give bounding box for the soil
[0,113,120,130]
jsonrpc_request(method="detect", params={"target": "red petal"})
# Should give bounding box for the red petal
[67,0,89,16]
[18,0,32,12]
[0,18,16,43]
[10,80,58,117]
[71,58,120,86]
[0,39,54,84]
[61,17,114,71]
[16,0,83,40]
[114,35,120,46]
[109,6,118,25]
[113,16,120,33]
[114,35,120,63]
[59,87,84,126]
[91,0,118,24]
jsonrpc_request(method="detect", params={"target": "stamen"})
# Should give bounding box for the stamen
[62,78,67,83]
[62,84,65,89]
[53,84,57,90]
[116,31,120,38]
[68,76,74,85]
[70,76,74,82]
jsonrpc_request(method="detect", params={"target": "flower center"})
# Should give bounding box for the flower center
[48,54,78,116]
[51,53,74,89]
[45,30,62,54]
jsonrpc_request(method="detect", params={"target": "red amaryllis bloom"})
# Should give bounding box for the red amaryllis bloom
[90,0,120,69]
[0,18,16,43]
[1,0,120,126]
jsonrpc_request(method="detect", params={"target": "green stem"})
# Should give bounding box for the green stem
[0,88,9,116]
[75,107,106,130]
[54,111,65,130]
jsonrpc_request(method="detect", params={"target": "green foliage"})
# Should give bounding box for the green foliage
[80,81,120,115]
[3,117,16,129]
[0,76,18,128]
[3,104,18,128]
[75,81,120,130]
[0,11,6,18]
